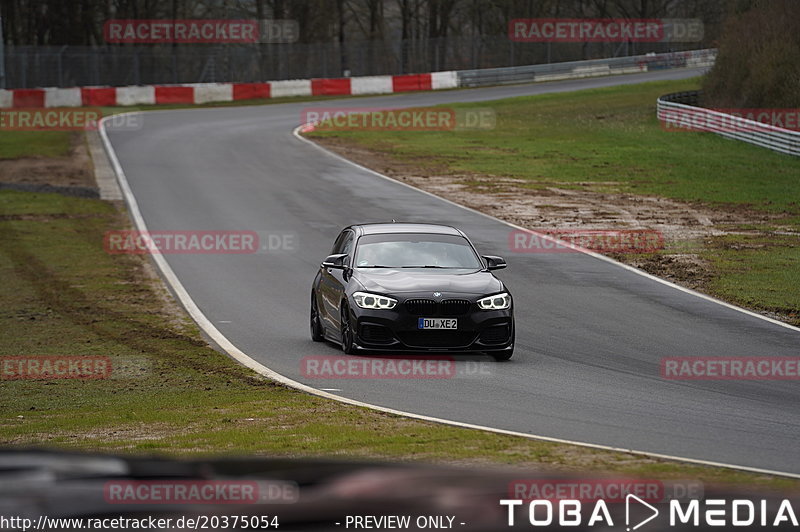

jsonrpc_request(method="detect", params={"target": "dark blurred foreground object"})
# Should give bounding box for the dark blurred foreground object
[0,449,797,531]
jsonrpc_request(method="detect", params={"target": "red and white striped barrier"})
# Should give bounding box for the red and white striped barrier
[0,50,717,109]
[0,72,458,108]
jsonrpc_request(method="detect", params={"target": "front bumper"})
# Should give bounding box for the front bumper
[347,294,514,353]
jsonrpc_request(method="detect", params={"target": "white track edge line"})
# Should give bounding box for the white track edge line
[98,107,800,481]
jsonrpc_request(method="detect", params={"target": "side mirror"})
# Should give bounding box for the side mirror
[322,253,348,269]
[483,255,507,271]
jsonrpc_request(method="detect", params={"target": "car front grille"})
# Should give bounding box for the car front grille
[405,299,437,315]
[397,331,476,349]
[439,299,471,316]
[405,298,471,316]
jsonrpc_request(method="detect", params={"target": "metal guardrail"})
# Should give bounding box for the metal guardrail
[657,90,800,157]
[456,49,717,87]
[659,90,702,106]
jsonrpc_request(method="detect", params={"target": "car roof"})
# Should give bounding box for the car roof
[348,223,465,236]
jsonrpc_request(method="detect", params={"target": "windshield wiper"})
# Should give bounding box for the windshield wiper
[357,265,395,268]
[400,265,450,268]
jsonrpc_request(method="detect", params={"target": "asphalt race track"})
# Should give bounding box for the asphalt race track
[105,68,800,476]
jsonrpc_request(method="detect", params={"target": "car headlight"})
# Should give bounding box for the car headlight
[353,291,397,310]
[477,292,511,310]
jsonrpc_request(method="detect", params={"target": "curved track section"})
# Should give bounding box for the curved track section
[104,68,800,476]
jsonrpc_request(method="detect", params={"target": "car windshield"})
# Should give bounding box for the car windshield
[354,233,482,269]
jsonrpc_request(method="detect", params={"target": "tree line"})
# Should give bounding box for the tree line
[2,0,728,47]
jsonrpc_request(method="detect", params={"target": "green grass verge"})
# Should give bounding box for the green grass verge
[306,77,800,324]
[0,131,72,159]
[705,233,800,319]
[0,188,797,491]
[309,78,800,213]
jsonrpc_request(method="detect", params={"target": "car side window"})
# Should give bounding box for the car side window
[340,233,355,265]
[331,231,348,254]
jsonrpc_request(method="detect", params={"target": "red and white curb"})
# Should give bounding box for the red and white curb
[0,71,458,108]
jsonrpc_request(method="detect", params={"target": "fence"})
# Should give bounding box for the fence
[458,49,716,87]
[0,49,718,109]
[3,37,705,89]
[657,90,800,157]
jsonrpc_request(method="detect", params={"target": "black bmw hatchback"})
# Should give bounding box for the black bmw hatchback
[310,223,514,360]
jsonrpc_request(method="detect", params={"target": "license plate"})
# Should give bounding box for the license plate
[418,318,457,330]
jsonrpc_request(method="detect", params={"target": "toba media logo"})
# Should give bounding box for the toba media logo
[501,483,797,529]
[501,479,668,529]
[301,107,496,132]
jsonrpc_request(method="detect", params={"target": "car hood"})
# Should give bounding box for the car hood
[353,269,504,296]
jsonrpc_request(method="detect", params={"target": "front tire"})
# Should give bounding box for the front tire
[340,303,356,354]
[310,292,324,342]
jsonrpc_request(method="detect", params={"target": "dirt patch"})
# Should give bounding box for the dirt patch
[621,253,713,291]
[0,132,94,188]
[311,136,792,303]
